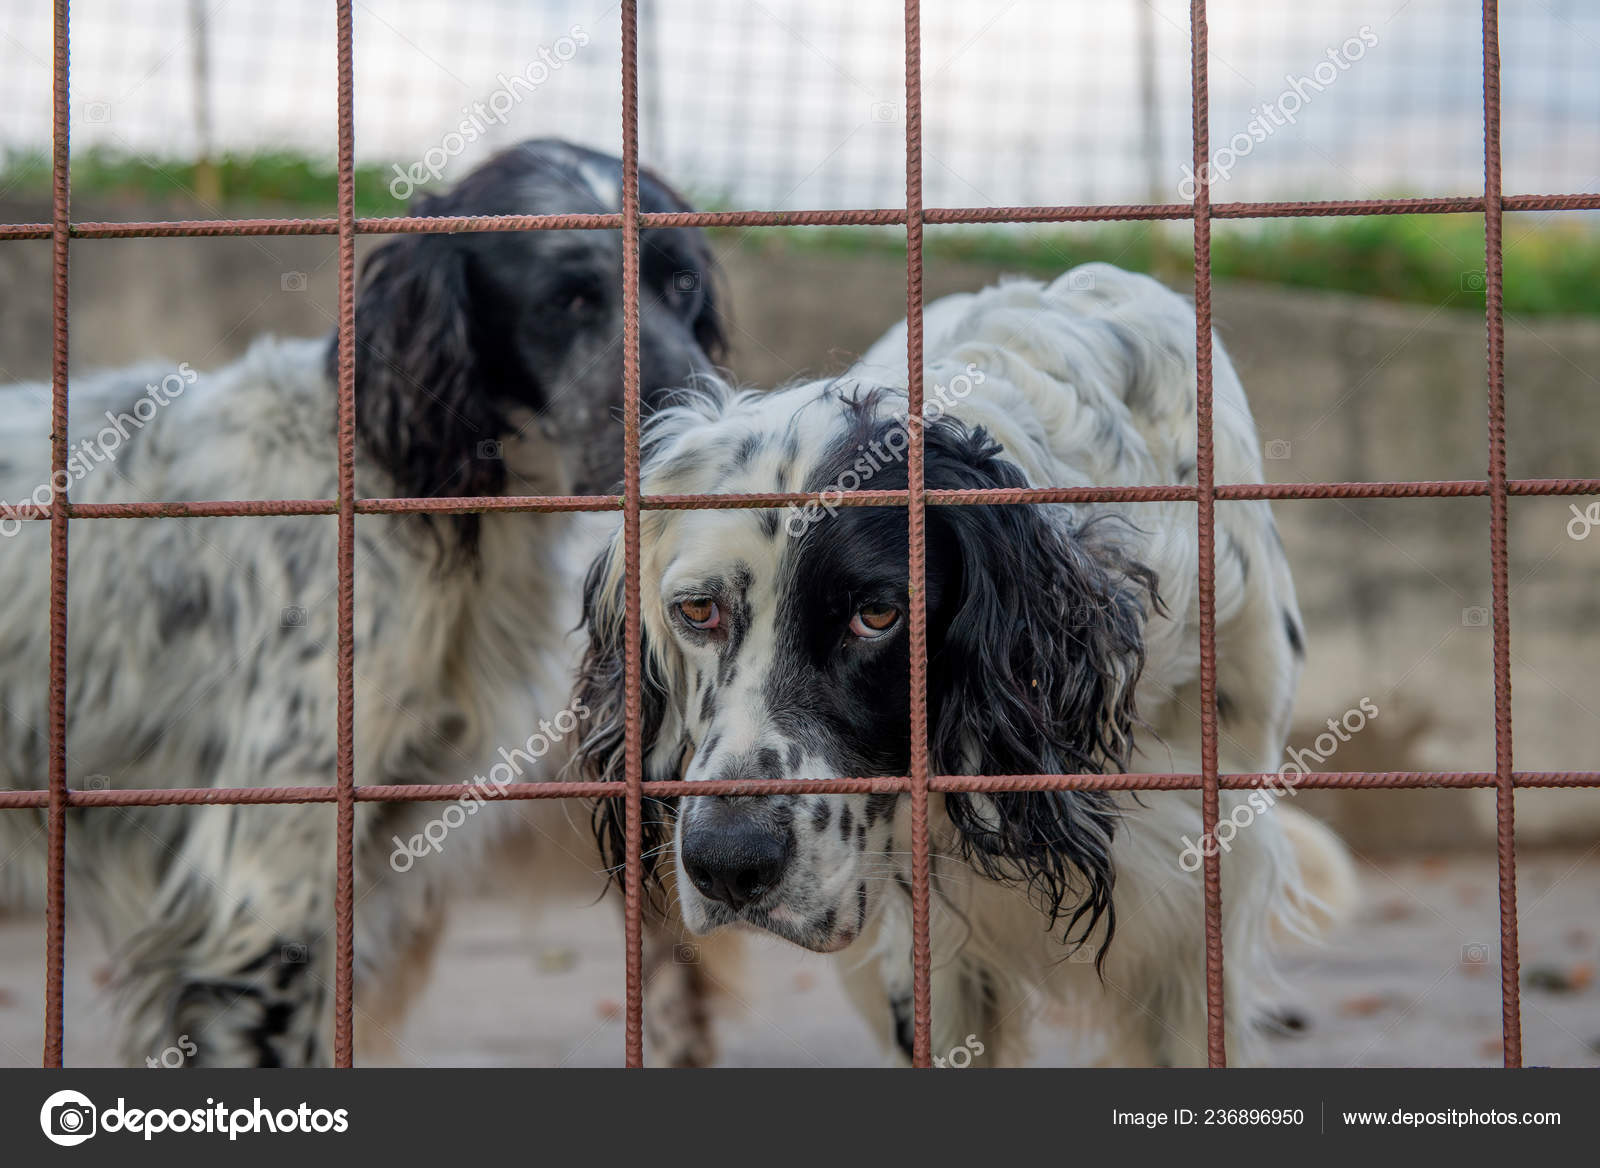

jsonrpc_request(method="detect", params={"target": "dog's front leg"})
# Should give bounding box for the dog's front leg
[842,901,1018,1067]
[639,870,743,1068]
[114,803,338,1067]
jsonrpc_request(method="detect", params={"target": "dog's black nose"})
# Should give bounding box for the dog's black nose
[681,813,791,911]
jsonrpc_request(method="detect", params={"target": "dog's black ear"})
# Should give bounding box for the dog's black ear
[336,222,506,556]
[924,418,1158,963]
[571,541,680,904]
[640,164,728,365]
[687,239,727,366]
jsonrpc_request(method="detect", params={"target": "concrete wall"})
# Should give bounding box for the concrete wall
[2,199,1595,851]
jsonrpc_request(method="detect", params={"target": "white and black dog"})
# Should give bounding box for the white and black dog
[0,139,727,1066]
[575,264,1354,1066]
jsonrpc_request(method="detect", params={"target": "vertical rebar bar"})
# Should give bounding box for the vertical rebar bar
[332,0,358,1067]
[1190,0,1228,1068]
[43,0,72,1069]
[1481,0,1521,1069]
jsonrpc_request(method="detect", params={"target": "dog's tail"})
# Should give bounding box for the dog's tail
[1274,805,1359,943]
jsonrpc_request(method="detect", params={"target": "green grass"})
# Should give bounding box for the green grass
[5,149,1597,316]
[733,214,1600,318]
[2,147,407,219]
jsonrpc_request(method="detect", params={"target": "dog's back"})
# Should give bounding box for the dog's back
[858,263,1303,773]
[853,264,1340,1063]
[0,341,341,919]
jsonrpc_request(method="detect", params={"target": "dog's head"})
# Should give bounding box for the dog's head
[336,138,724,549]
[574,381,1156,958]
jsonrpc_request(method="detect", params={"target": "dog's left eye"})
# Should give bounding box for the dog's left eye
[677,597,720,630]
[848,604,900,639]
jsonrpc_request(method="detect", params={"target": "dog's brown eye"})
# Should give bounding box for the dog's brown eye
[677,597,720,630]
[849,604,899,639]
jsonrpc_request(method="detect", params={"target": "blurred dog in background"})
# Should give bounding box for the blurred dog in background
[0,139,730,1066]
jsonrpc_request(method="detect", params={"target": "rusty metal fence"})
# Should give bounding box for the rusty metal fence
[2,0,1599,1069]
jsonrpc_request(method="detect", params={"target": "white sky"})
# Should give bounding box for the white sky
[2,0,1596,208]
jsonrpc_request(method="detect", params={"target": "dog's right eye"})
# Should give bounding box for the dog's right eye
[677,598,720,630]
[555,278,603,317]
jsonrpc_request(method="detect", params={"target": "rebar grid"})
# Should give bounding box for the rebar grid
[12,0,1595,1069]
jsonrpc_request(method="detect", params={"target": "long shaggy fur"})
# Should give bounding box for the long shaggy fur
[574,263,1348,1066]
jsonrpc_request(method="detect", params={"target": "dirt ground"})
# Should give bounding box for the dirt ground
[1,851,1594,1068]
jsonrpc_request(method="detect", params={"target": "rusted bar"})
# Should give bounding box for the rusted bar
[1189,0,1228,1069]
[5,769,1596,815]
[1481,0,1521,1069]
[619,0,647,1070]
[5,479,1596,527]
[901,0,934,1070]
[5,191,1592,249]
[331,0,359,1068]
[43,0,71,1070]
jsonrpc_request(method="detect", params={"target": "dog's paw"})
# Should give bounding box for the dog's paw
[644,960,717,1068]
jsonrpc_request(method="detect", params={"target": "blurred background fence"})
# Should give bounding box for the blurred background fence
[1,0,1596,211]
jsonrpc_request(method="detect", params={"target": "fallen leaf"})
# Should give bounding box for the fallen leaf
[1524,963,1594,994]
[1339,994,1390,1017]
[537,947,578,975]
